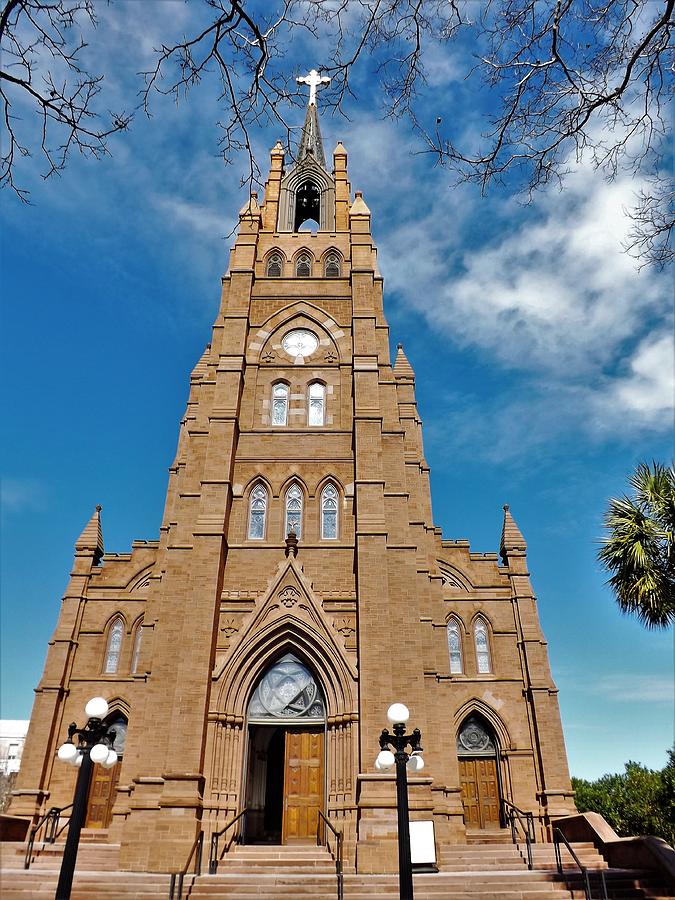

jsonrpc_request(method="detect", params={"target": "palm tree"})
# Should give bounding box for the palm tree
[598,461,675,628]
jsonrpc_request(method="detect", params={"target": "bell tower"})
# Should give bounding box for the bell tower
[13,71,575,875]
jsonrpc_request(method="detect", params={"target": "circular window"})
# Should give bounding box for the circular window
[282,329,318,358]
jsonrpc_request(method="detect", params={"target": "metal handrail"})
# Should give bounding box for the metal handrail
[208,807,249,874]
[317,810,344,900]
[24,804,73,869]
[553,827,608,900]
[500,798,535,869]
[168,830,204,900]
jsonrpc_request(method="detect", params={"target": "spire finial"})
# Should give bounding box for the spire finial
[296,69,331,108]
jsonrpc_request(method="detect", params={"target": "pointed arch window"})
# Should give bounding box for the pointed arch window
[104,617,124,674]
[321,483,339,539]
[131,619,143,674]
[248,484,268,540]
[267,253,283,277]
[285,484,303,538]
[447,617,463,674]
[296,253,312,277]
[272,382,289,426]
[474,618,492,674]
[324,253,341,277]
[308,382,325,426]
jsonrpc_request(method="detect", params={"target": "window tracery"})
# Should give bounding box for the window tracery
[308,382,325,426]
[474,617,492,674]
[447,617,463,674]
[248,484,268,540]
[296,253,312,277]
[324,252,341,277]
[321,483,338,539]
[266,253,283,277]
[272,383,289,426]
[285,483,303,538]
[248,654,325,722]
[104,618,124,674]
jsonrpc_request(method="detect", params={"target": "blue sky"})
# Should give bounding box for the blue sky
[1,1,673,781]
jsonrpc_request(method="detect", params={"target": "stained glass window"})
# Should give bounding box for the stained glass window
[106,715,128,756]
[324,253,341,277]
[272,383,288,426]
[267,253,283,277]
[308,382,325,426]
[104,618,124,674]
[248,654,325,722]
[321,483,338,539]
[131,620,143,674]
[285,484,303,538]
[447,618,463,674]
[248,484,268,539]
[296,253,312,277]
[457,716,496,757]
[474,618,492,674]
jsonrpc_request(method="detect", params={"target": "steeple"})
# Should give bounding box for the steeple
[295,68,330,166]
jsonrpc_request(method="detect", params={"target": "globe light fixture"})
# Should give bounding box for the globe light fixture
[84,697,109,719]
[89,742,110,764]
[102,749,118,769]
[54,698,118,900]
[407,752,425,773]
[387,702,410,725]
[375,703,424,900]
[375,749,395,769]
[57,742,78,763]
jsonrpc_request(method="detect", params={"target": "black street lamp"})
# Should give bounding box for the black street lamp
[375,703,425,900]
[54,697,118,900]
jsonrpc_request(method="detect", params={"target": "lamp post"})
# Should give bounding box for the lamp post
[374,703,424,900]
[54,697,118,900]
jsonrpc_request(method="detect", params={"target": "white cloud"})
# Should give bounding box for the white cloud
[377,148,673,448]
[1,478,47,514]
[593,674,675,703]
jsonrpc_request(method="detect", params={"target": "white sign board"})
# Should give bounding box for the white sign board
[409,820,436,865]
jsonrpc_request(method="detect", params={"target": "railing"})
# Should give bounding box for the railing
[24,804,73,870]
[168,830,203,900]
[316,810,344,900]
[553,827,608,900]
[500,798,535,870]
[208,807,249,875]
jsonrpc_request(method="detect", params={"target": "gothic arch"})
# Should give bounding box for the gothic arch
[437,560,473,592]
[124,564,155,592]
[278,161,336,232]
[454,699,512,751]
[264,248,286,277]
[315,473,343,498]
[215,617,357,721]
[104,696,131,719]
[247,302,346,364]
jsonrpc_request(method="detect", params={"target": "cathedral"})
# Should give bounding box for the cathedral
[11,78,576,875]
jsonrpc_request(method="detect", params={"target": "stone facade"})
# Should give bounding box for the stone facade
[11,105,576,873]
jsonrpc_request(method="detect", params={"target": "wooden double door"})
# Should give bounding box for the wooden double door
[281,728,324,842]
[459,756,501,829]
[85,762,121,828]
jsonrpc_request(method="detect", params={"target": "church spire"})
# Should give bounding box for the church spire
[295,68,331,166]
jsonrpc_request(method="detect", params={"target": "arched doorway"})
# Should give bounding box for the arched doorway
[245,654,325,844]
[85,712,127,829]
[457,715,501,830]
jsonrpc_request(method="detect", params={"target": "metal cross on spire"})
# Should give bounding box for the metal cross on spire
[296,69,331,107]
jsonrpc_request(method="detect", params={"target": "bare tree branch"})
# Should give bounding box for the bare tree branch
[1,0,672,266]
